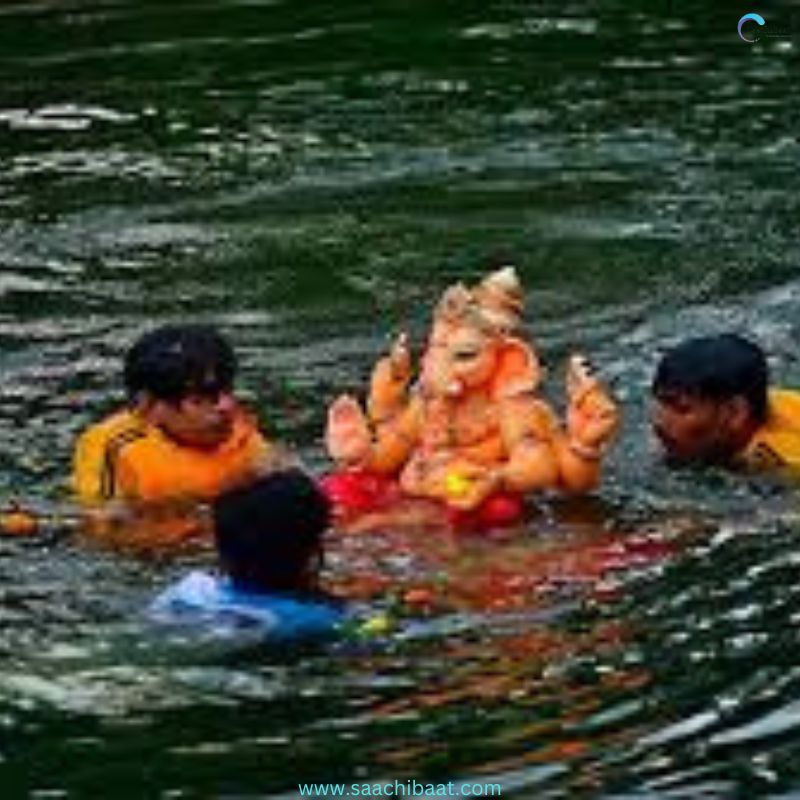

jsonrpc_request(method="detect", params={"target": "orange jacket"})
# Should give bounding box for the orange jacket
[739,389,800,473]
[73,407,270,505]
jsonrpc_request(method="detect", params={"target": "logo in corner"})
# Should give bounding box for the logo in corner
[738,12,765,42]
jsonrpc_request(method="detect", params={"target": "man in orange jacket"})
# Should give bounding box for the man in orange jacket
[73,324,271,548]
[651,333,800,474]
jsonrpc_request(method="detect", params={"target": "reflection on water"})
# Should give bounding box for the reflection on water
[1,0,800,796]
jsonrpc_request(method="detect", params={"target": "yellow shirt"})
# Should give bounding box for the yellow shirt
[739,389,800,473]
[73,407,269,505]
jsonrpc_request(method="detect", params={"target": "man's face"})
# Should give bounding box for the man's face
[651,391,734,465]
[149,390,236,449]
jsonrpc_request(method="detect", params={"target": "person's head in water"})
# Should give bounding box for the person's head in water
[124,324,238,449]
[651,334,768,465]
[212,470,331,594]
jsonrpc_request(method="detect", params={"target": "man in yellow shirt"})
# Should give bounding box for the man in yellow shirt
[651,334,800,473]
[73,324,271,547]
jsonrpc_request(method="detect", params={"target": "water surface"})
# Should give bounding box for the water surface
[1,1,800,796]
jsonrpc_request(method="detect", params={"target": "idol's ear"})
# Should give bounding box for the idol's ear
[490,337,543,399]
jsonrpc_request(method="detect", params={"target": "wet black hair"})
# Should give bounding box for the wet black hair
[124,324,236,403]
[212,470,331,593]
[652,334,769,423]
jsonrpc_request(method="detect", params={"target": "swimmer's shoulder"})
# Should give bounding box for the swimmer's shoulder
[150,571,346,640]
[76,407,148,451]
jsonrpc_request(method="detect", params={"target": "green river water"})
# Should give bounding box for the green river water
[1,1,800,797]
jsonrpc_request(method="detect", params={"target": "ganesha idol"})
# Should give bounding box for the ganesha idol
[323,267,619,530]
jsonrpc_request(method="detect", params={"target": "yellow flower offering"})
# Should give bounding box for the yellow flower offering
[358,613,392,637]
[445,471,472,499]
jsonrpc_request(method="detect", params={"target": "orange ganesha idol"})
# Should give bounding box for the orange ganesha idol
[323,267,619,529]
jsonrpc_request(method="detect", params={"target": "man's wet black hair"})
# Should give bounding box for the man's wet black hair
[124,324,236,403]
[653,334,769,423]
[212,470,331,593]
